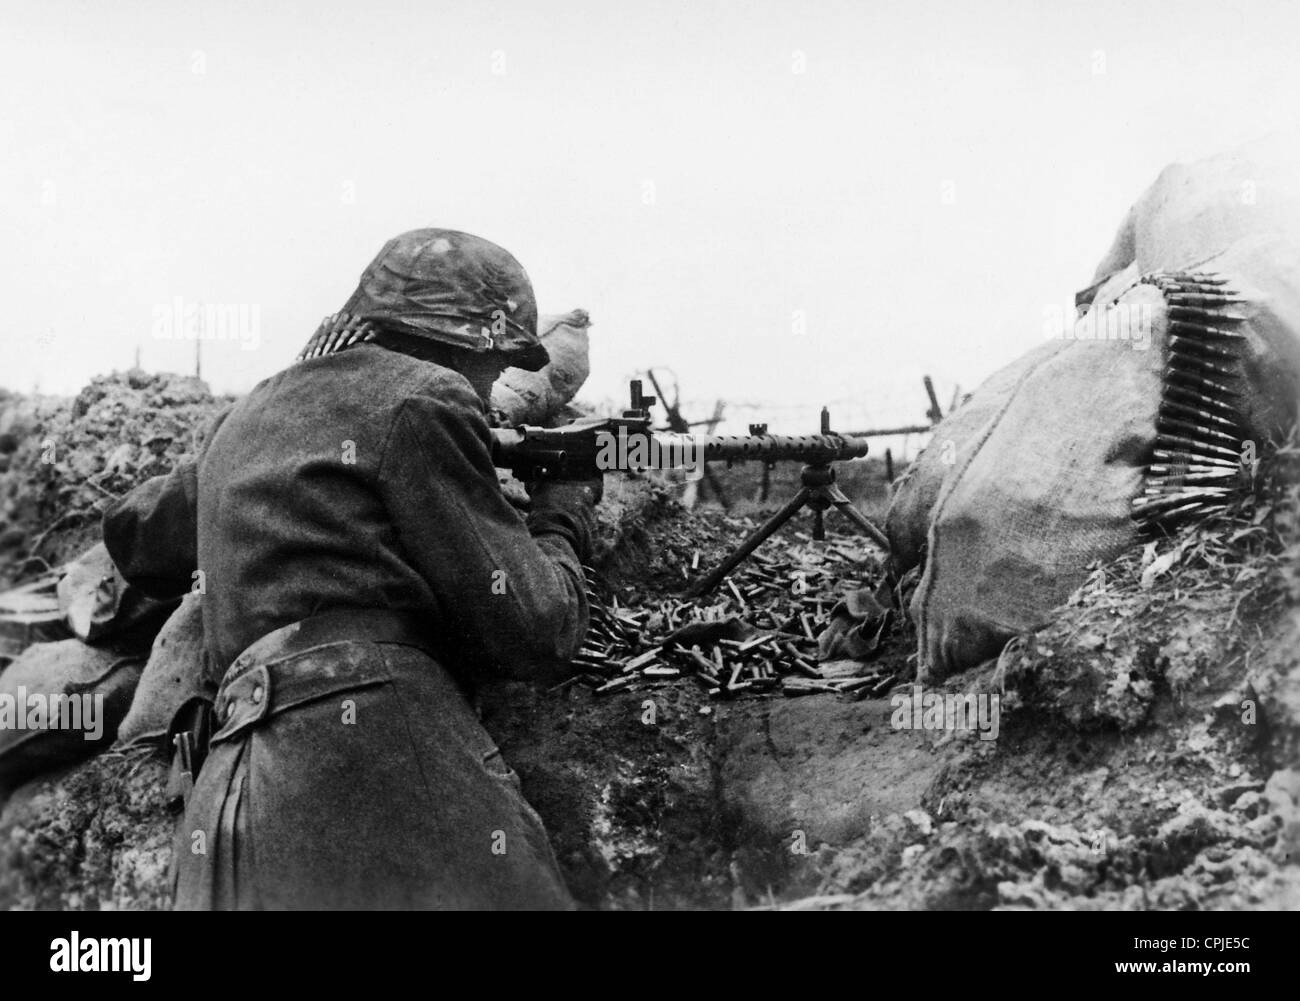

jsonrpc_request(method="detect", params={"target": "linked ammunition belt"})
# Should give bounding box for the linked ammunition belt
[296,313,379,361]
[1132,270,1251,531]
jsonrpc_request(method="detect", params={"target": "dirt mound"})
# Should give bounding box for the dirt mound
[785,448,1300,910]
[0,747,171,910]
[0,371,227,587]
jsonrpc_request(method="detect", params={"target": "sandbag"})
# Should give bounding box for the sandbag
[894,139,1300,680]
[491,310,591,427]
[1190,234,1300,437]
[913,282,1169,677]
[56,542,175,644]
[885,340,1064,573]
[1090,134,1300,292]
[894,137,1300,581]
[0,640,143,796]
[115,593,211,749]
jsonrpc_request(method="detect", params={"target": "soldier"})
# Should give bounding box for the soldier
[104,229,599,909]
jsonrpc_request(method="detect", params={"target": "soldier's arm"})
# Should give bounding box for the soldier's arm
[378,374,594,682]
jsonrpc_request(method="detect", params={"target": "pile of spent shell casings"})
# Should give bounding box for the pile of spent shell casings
[566,531,898,700]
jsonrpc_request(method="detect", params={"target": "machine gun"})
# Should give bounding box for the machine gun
[490,381,889,594]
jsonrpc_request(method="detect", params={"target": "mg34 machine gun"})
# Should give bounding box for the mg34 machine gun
[490,381,889,595]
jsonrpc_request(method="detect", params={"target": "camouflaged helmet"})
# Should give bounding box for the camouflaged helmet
[340,228,548,371]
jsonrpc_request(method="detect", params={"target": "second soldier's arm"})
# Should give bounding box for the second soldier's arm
[102,408,231,599]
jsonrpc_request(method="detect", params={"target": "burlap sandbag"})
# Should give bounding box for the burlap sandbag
[886,340,1065,573]
[491,310,591,427]
[908,138,1300,680]
[913,282,1169,677]
[1193,233,1300,436]
[1091,134,1300,294]
[0,640,143,796]
[115,592,212,749]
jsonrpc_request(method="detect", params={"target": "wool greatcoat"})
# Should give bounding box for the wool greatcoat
[104,343,594,909]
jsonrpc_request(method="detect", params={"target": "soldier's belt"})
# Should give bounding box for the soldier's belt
[211,609,435,744]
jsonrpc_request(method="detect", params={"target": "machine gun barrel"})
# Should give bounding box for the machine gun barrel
[489,426,869,479]
[489,379,870,482]
[671,430,869,465]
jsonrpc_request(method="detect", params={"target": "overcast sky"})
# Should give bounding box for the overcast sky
[3,0,1299,431]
